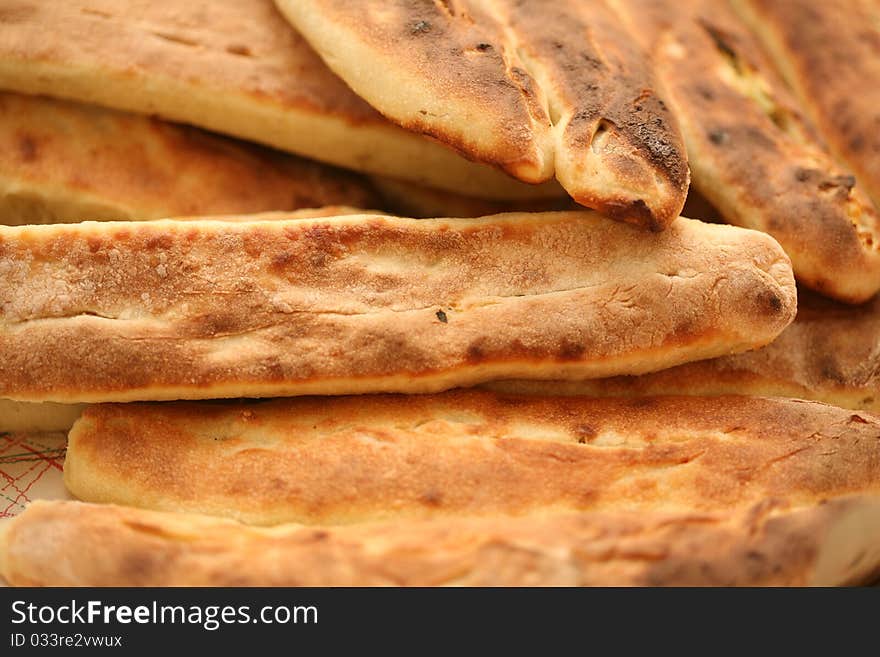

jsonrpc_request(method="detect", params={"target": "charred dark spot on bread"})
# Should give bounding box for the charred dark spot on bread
[197,312,251,338]
[308,530,329,542]
[16,133,37,162]
[708,129,728,145]
[410,19,431,35]
[818,175,856,193]
[573,424,597,444]
[119,548,161,584]
[420,490,444,507]
[601,198,658,230]
[755,289,784,315]
[557,341,586,361]
[794,168,856,192]
[849,134,865,153]
[466,342,485,364]
[700,19,742,73]
[696,84,716,102]
[623,95,689,190]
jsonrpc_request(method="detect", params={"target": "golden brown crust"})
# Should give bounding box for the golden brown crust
[64,394,880,526]
[611,0,880,302]
[0,0,561,201]
[732,0,880,209]
[0,211,795,403]
[490,0,690,229]
[0,92,379,224]
[4,497,880,586]
[278,0,556,182]
[489,289,880,412]
[277,0,689,228]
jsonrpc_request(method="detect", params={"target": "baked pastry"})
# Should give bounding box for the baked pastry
[0,91,378,225]
[732,0,880,209]
[489,289,880,412]
[3,496,879,586]
[10,283,872,434]
[0,0,560,200]
[63,393,880,525]
[0,211,795,402]
[277,0,689,229]
[610,0,880,303]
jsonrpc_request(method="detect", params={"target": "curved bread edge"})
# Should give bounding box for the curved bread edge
[612,0,880,302]
[4,497,880,586]
[0,92,380,225]
[64,394,880,526]
[0,0,560,201]
[731,0,880,210]
[0,212,795,402]
[488,290,880,412]
[278,0,689,228]
[275,0,555,183]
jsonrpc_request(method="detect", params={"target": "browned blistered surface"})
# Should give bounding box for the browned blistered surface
[0,212,794,402]
[64,394,880,526]
[611,0,880,303]
[0,92,378,225]
[276,0,689,228]
[0,0,560,200]
[732,0,880,210]
[490,289,880,412]
[4,496,880,585]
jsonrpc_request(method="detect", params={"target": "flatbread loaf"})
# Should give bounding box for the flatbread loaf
[489,289,880,412]
[11,283,869,434]
[0,211,795,403]
[63,393,880,525]
[3,496,879,585]
[277,0,689,229]
[0,0,560,201]
[732,0,880,209]
[609,0,880,303]
[0,91,378,225]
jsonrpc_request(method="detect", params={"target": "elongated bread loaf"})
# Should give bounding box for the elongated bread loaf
[489,289,880,412]
[0,208,366,428]
[0,91,378,225]
[732,0,880,209]
[4,497,880,586]
[63,394,878,525]
[0,0,562,201]
[8,284,867,434]
[611,0,880,302]
[0,211,795,403]
[278,0,689,229]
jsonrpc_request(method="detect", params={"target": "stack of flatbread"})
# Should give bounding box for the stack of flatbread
[0,0,878,587]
